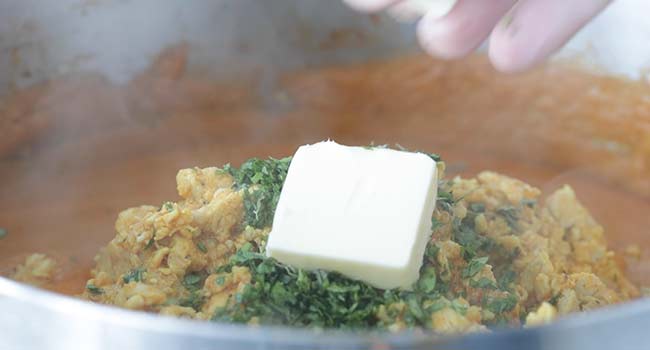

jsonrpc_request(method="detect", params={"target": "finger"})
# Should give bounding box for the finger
[417,0,517,60]
[489,0,612,73]
[388,0,458,22]
[342,0,403,12]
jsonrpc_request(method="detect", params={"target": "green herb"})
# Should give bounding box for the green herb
[496,206,520,230]
[211,243,448,329]
[145,237,155,249]
[86,283,103,295]
[424,299,448,314]
[521,199,537,208]
[437,188,455,212]
[226,157,292,229]
[389,144,441,162]
[197,242,208,253]
[179,292,205,311]
[229,242,266,265]
[431,217,443,231]
[405,294,426,323]
[182,272,207,292]
[123,268,145,283]
[425,153,441,162]
[215,276,226,286]
[469,203,486,213]
[496,268,516,291]
[0,228,7,239]
[450,299,468,315]
[162,202,174,212]
[548,293,561,306]
[462,256,489,278]
[486,294,518,314]
[453,216,492,260]
[470,277,498,290]
[416,267,437,293]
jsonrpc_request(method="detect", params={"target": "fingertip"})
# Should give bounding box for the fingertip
[417,0,517,61]
[342,0,401,12]
[417,15,470,60]
[488,26,533,73]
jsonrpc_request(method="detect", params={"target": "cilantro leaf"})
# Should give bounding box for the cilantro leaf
[179,292,205,311]
[123,268,145,283]
[468,203,485,213]
[497,206,520,230]
[521,199,537,208]
[431,216,444,231]
[486,294,518,314]
[462,256,489,279]
[182,272,207,292]
[496,268,517,291]
[437,189,455,212]
[226,157,291,228]
[470,277,498,290]
[86,283,103,295]
[450,299,468,315]
[417,267,437,293]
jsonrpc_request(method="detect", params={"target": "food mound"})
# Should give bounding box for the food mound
[81,154,639,333]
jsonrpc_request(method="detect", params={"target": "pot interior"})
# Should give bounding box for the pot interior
[1,47,649,296]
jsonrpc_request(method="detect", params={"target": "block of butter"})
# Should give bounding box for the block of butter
[265,141,438,289]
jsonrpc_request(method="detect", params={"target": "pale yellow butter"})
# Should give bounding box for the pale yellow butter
[266,141,438,289]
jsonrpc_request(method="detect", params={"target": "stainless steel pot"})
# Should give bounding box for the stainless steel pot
[1,0,650,349]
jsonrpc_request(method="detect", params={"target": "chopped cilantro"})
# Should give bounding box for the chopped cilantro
[497,206,520,230]
[496,268,517,291]
[469,203,485,213]
[416,267,437,293]
[462,256,489,278]
[211,243,446,329]
[405,294,426,323]
[453,216,491,260]
[162,202,174,212]
[424,299,448,314]
[215,276,226,286]
[470,277,498,290]
[182,272,207,292]
[86,283,103,295]
[196,242,208,253]
[437,188,455,212]
[145,237,155,249]
[548,293,561,306]
[123,268,145,283]
[226,157,292,229]
[486,294,518,314]
[521,199,537,208]
[450,299,468,315]
[425,243,439,260]
[179,291,205,311]
[431,216,444,231]
[426,153,441,162]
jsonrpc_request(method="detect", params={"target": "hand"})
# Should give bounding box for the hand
[343,0,612,72]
